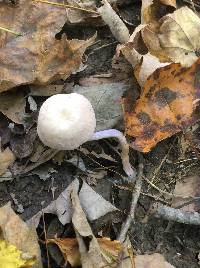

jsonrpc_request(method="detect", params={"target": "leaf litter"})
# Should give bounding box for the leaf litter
[1,0,200,267]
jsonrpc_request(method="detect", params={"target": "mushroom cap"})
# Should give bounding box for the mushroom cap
[37,93,96,150]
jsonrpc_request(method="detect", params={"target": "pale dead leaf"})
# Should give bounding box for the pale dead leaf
[134,53,169,87]
[172,176,200,212]
[71,186,104,268]
[74,82,128,131]
[142,7,200,67]
[0,90,25,123]
[135,253,175,268]
[98,0,130,43]
[0,147,15,176]
[0,202,42,268]
[66,0,100,24]
[27,179,118,227]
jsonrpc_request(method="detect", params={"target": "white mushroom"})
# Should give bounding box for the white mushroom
[37,93,136,178]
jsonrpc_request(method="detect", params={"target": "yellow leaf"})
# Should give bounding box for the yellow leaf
[0,240,36,268]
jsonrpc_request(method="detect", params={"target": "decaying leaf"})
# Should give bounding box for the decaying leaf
[74,82,128,131]
[142,7,200,67]
[0,240,36,268]
[0,90,25,124]
[65,0,100,24]
[0,203,42,268]
[0,147,15,176]
[124,57,200,152]
[47,237,122,267]
[27,179,118,227]
[71,186,105,268]
[172,175,200,212]
[0,0,95,92]
[141,0,176,24]
[135,253,175,268]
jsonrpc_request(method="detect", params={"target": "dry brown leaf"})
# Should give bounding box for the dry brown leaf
[141,0,176,24]
[0,0,95,92]
[172,176,200,212]
[124,57,200,153]
[135,253,175,268]
[0,202,42,268]
[0,147,15,176]
[0,90,25,123]
[142,7,200,67]
[48,237,122,267]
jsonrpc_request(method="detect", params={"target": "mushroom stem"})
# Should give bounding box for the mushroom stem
[89,129,136,179]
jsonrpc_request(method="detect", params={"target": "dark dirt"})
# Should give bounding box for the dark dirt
[0,1,200,267]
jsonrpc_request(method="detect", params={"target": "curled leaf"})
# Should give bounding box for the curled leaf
[142,7,200,67]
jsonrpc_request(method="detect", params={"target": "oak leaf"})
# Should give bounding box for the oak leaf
[124,57,200,152]
[142,7,200,67]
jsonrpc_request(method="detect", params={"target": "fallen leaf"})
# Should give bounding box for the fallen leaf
[141,0,176,24]
[71,186,104,268]
[65,0,100,24]
[0,147,15,176]
[0,0,96,92]
[172,175,200,212]
[135,253,175,268]
[47,237,122,267]
[10,128,37,159]
[134,53,169,87]
[0,240,36,268]
[142,7,200,67]
[27,179,118,227]
[74,82,128,131]
[0,90,25,124]
[124,57,200,152]
[0,202,42,268]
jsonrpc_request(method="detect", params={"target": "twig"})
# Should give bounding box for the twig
[42,210,51,268]
[117,160,144,242]
[34,0,99,14]
[150,202,200,225]
[0,26,21,36]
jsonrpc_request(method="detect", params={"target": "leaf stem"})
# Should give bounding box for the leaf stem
[34,0,99,14]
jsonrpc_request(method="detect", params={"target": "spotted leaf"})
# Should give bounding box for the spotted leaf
[124,57,200,152]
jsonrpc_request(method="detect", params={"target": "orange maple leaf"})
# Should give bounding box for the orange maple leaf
[124,58,200,152]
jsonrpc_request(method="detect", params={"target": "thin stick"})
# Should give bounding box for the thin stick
[34,0,99,14]
[151,202,200,225]
[42,210,51,268]
[118,161,144,242]
[0,26,21,36]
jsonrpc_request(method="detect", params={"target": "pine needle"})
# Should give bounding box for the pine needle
[34,0,99,14]
[0,26,21,36]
